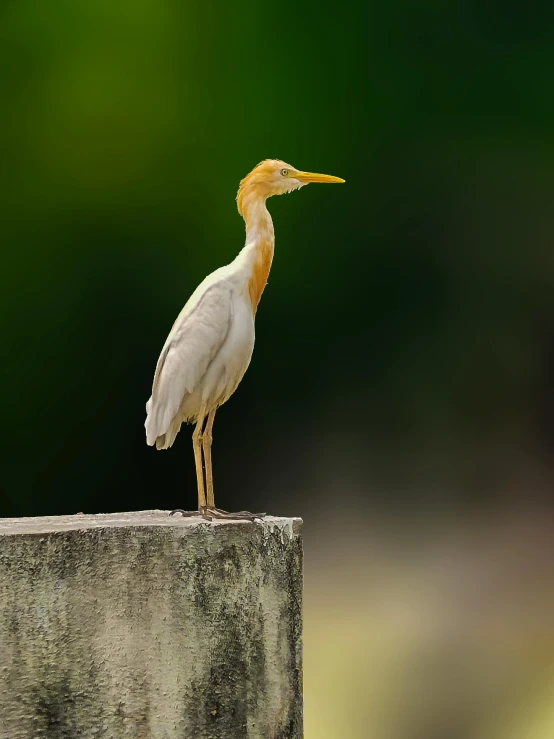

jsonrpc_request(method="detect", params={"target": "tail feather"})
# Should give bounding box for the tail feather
[145,397,159,446]
[154,416,182,449]
[146,396,183,449]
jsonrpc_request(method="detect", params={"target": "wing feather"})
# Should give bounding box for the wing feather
[145,279,232,444]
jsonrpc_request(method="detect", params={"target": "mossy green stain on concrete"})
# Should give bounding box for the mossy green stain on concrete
[0,511,303,739]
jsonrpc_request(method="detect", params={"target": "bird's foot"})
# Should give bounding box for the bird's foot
[169,507,265,522]
[200,506,266,522]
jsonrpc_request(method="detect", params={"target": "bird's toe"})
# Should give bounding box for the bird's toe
[202,507,266,521]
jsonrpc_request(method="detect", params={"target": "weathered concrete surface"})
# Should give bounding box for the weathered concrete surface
[0,510,303,739]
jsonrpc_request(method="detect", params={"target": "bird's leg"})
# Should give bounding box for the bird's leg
[200,411,266,521]
[193,411,208,510]
[173,408,265,522]
[203,409,216,509]
[169,409,207,518]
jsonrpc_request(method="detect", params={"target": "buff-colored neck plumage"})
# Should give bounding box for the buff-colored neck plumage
[236,169,275,312]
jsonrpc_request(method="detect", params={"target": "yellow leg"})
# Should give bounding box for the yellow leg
[203,409,216,508]
[171,405,265,522]
[192,409,207,509]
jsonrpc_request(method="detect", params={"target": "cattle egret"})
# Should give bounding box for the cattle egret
[145,159,344,520]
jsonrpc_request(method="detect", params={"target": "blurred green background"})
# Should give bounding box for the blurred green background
[2,0,554,736]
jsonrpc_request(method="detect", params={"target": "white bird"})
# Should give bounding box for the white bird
[145,159,344,520]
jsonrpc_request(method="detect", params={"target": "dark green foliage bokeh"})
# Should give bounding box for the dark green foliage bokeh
[2,0,554,516]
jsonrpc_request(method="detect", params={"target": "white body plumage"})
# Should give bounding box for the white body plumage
[145,251,257,450]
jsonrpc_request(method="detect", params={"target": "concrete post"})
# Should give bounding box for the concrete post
[0,510,303,739]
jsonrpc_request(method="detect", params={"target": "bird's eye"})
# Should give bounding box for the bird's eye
[280,168,289,177]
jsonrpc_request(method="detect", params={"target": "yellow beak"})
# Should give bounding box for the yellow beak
[294,170,345,184]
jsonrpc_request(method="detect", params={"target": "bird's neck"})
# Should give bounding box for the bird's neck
[239,194,275,311]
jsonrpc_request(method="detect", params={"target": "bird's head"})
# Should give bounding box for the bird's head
[237,159,344,217]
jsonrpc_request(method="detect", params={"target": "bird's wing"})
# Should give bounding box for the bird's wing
[145,278,233,443]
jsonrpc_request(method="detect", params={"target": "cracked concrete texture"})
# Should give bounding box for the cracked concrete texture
[0,510,303,739]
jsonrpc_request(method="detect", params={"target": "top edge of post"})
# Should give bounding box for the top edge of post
[0,510,303,537]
